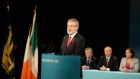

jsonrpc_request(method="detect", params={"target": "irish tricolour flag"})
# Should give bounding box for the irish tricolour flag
[21,11,38,79]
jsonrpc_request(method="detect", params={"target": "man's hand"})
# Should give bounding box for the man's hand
[82,65,89,70]
[100,65,108,71]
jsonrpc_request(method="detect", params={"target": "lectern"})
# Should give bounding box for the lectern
[41,53,81,79]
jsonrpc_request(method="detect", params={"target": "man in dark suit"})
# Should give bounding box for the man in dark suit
[60,18,85,56]
[82,47,97,69]
[98,46,119,71]
[59,18,85,79]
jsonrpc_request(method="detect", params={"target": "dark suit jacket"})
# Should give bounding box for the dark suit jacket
[60,33,85,56]
[97,55,119,71]
[81,56,97,69]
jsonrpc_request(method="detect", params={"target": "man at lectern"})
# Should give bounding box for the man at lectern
[59,18,85,56]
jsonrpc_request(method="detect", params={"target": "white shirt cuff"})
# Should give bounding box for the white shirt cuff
[107,68,110,71]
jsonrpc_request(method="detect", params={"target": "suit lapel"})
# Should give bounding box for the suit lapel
[103,56,108,67]
[107,56,113,67]
[62,35,68,54]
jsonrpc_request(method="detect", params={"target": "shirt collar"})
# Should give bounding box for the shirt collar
[69,32,77,40]
[106,56,111,60]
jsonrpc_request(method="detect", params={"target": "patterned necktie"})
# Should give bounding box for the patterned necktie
[106,58,109,66]
[67,36,71,48]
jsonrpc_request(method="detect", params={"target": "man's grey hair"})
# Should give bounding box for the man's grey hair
[67,18,79,27]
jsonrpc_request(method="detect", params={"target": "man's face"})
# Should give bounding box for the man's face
[85,50,93,58]
[104,47,112,57]
[67,21,78,35]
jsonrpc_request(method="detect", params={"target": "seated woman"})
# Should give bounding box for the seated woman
[81,47,97,70]
[119,48,139,72]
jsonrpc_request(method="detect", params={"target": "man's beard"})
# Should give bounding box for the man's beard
[67,31,73,35]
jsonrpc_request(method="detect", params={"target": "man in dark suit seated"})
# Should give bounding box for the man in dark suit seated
[98,46,119,71]
[59,18,85,56]
[81,47,97,70]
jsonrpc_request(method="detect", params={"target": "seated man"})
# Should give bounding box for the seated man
[81,47,97,70]
[97,46,118,71]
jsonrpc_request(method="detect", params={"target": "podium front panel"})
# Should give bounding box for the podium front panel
[41,54,80,79]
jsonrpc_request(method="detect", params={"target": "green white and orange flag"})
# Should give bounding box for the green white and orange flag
[21,11,38,79]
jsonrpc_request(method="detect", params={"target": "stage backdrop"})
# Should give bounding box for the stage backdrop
[129,0,140,64]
